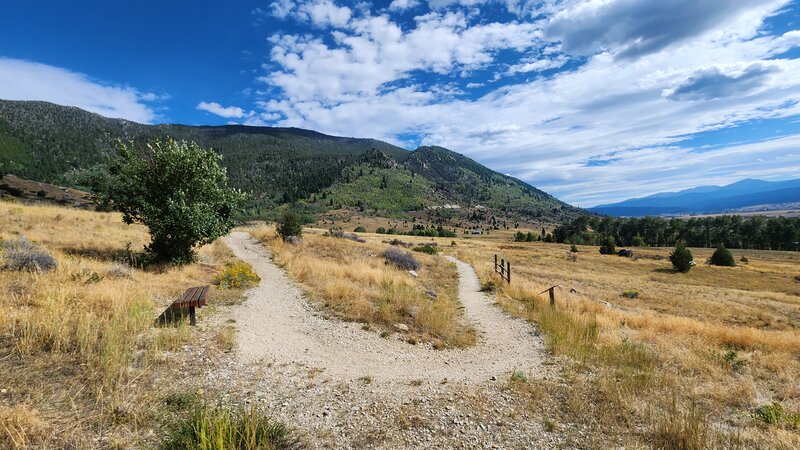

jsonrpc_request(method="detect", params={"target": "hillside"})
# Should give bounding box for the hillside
[0,100,581,224]
[590,178,800,217]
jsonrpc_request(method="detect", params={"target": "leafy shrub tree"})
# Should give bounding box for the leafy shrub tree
[353,226,367,233]
[376,227,386,234]
[670,240,694,273]
[514,231,526,242]
[599,234,616,255]
[710,245,736,267]
[89,138,246,264]
[526,232,536,242]
[277,210,303,240]
[632,235,646,247]
[570,244,579,253]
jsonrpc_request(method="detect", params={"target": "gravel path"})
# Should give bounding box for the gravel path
[224,231,547,385]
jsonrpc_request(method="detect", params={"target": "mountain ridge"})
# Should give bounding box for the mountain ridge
[0,99,582,224]
[591,178,800,217]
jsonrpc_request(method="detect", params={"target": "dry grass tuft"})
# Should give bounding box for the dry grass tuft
[252,226,476,347]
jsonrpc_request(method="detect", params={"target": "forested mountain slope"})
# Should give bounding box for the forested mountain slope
[0,100,581,223]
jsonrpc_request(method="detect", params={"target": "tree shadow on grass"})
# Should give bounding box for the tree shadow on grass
[651,268,679,274]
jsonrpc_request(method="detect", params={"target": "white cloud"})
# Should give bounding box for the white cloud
[196,101,247,118]
[269,0,352,27]
[253,0,800,206]
[389,0,421,11]
[0,57,159,123]
[545,0,786,58]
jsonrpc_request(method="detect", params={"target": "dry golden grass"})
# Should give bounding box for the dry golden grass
[0,201,248,448]
[251,226,476,348]
[451,236,800,448]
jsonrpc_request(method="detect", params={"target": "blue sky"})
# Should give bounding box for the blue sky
[1,0,799,207]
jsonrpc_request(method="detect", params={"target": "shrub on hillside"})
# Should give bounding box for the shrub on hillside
[277,210,303,240]
[383,247,420,271]
[710,245,735,267]
[526,232,536,242]
[413,245,438,255]
[570,244,579,253]
[632,235,646,247]
[353,226,367,233]
[85,138,247,264]
[670,241,694,273]
[1,236,57,272]
[213,261,261,289]
[376,227,386,234]
[329,229,366,243]
[514,231,526,242]
[599,234,616,255]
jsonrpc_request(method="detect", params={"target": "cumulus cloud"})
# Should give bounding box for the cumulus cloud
[545,0,785,59]
[0,57,159,123]
[269,0,352,27]
[389,0,421,12]
[665,63,781,102]
[263,11,542,104]
[197,101,247,118]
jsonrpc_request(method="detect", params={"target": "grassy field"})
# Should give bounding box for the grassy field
[252,226,476,348]
[449,230,800,448]
[0,201,265,449]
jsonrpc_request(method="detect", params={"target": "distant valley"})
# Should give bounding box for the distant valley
[590,178,800,217]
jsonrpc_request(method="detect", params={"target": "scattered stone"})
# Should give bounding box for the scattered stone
[393,323,410,332]
[408,270,419,277]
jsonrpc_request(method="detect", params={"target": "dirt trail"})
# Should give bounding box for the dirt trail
[224,231,547,384]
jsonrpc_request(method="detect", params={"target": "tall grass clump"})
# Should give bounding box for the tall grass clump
[1,236,57,272]
[161,403,299,450]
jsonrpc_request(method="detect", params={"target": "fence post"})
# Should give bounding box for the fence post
[494,254,498,271]
[507,261,511,283]
[549,288,555,307]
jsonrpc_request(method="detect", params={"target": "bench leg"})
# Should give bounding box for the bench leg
[189,306,196,326]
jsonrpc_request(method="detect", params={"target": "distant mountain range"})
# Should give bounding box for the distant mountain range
[0,100,582,224]
[590,178,800,217]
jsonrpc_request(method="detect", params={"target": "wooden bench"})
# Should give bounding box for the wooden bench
[155,285,209,326]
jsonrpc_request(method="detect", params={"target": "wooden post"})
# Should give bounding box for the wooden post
[189,307,197,326]
[494,254,498,271]
[507,261,511,283]
[549,288,555,307]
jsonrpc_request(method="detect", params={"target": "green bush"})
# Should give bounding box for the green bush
[599,234,616,255]
[753,402,784,425]
[376,227,386,234]
[514,231,526,242]
[353,226,367,233]
[413,245,438,255]
[621,290,639,299]
[670,241,694,273]
[160,403,298,450]
[213,262,260,289]
[710,245,735,267]
[632,235,646,247]
[526,232,536,242]
[570,244,579,253]
[277,210,303,240]
[87,138,247,264]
